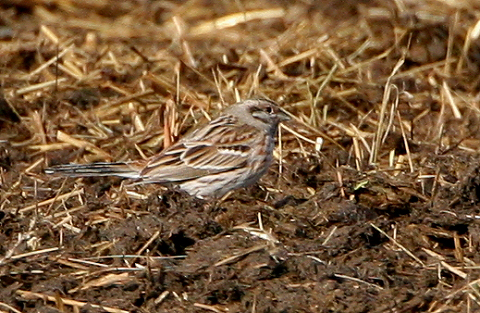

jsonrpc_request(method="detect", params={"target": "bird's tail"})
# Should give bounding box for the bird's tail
[45,162,141,179]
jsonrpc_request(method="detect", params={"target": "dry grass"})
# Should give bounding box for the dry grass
[2,0,480,312]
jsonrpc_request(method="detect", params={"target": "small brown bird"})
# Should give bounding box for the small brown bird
[46,98,289,198]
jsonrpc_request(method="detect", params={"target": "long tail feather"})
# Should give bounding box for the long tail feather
[45,162,141,179]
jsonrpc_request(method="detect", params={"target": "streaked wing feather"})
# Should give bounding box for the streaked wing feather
[140,143,197,181]
[182,143,250,170]
[140,120,258,182]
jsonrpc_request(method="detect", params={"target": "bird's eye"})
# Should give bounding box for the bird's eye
[265,106,273,114]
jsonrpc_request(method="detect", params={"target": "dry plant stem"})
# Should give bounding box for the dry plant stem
[444,11,458,77]
[214,244,269,267]
[15,78,68,96]
[389,59,457,82]
[369,57,404,164]
[333,273,384,290]
[248,64,263,97]
[252,293,257,313]
[380,86,398,146]
[9,247,60,261]
[352,137,362,170]
[154,291,170,305]
[0,301,23,313]
[259,49,290,80]
[212,68,225,106]
[396,111,414,173]
[68,272,132,293]
[83,255,186,261]
[442,81,462,119]
[339,46,394,76]
[45,177,68,216]
[370,223,425,267]
[278,48,318,68]
[130,230,160,266]
[23,44,74,79]
[322,226,338,246]
[19,189,84,213]
[446,279,480,299]
[16,290,128,313]
[457,18,480,73]
[93,90,156,116]
[193,303,226,313]
[281,110,344,150]
[56,130,110,159]
[311,63,338,127]
[190,8,285,36]
[163,99,175,149]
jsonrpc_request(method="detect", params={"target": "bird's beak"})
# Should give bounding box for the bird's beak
[278,109,291,122]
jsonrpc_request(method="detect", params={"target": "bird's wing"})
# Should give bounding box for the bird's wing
[140,123,259,183]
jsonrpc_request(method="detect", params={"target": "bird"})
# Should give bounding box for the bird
[45,98,290,199]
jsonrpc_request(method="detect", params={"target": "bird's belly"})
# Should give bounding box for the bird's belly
[179,156,271,199]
